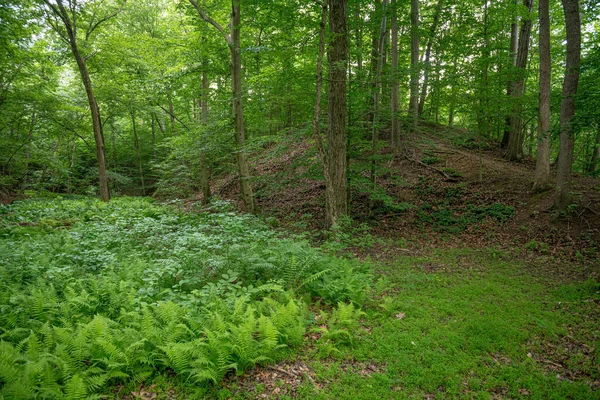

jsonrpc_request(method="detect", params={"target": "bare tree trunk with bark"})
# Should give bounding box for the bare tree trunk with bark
[554,0,581,209]
[326,0,348,227]
[532,0,552,192]
[418,0,442,117]
[409,0,419,129]
[505,0,533,161]
[390,0,400,149]
[189,0,256,213]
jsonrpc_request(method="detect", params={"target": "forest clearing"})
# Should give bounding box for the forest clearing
[1,0,599,399]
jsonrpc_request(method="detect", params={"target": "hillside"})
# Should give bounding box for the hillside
[210,123,600,280]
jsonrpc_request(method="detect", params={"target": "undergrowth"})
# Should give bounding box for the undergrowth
[0,197,370,398]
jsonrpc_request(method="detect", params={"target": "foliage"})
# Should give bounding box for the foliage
[0,197,370,397]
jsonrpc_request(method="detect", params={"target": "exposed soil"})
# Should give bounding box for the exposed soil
[205,122,600,280]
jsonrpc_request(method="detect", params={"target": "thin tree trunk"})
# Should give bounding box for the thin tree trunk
[312,3,335,226]
[43,0,111,201]
[151,113,157,161]
[502,0,520,148]
[168,91,176,135]
[370,0,388,211]
[555,0,581,209]
[532,0,552,192]
[390,0,400,149]
[230,1,256,213]
[505,0,534,161]
[130,110,145,195]
[409,0,419,129]
[418,0,442,117]
[326,0,348,227]
[22,110,35,189]
[200,69,211,204]
[589,124,600,173]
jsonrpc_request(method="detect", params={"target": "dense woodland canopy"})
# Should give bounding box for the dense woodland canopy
[1,0,599,222]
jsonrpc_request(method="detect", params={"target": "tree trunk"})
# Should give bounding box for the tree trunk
[505,0,533,161]
[418,0,442,117]
[23,110,35,189]
[409,0,419,129]
[532,0,552,192]
[230,0,256,213]
[130,110,145,195]
[501,0,520,148]
[312,3,335,226]
[326,0,348,228]
[370,0,388,211]
[391,0,400,149]
[72,43,110,201]
[554,0,581,209]
[589,124,600,173]
[200,69,211,204]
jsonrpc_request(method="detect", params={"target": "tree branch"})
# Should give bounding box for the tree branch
[188,0,231,44]
[85,1,127,42]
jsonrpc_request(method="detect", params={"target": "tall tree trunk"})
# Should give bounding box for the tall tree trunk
[532,0,552,192]
[370,0,388,211]
[409,0,419,129]
[505,0,534,161]
[448,61,458,126]
[326,0,348,227]
[390,0,400,149]
[554,0,581,209]
[130,110,145,195]
[312,3,335,226]
[230,0,256,213]
[168,91,176,135]
[22,110,35,189]
[200,69,211,204]
[151,113,157,161]
[418,0,442,117]
[501,0,520,148]
[72,42,110,201]
[589,123,600,173]
[43,0,111,201]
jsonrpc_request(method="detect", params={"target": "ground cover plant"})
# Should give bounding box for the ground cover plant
[0,197,369,398]
[212,249,600,400]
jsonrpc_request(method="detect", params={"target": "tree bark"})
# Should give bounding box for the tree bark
[409,0,419,129]
[417,0,442,117]
[554,0,581,209]
[505,0,533,161]
[189,0,255,213]
[230,1,255,213]
[589,124,600,173]
[130,109,145,195]
[501,0,520,148]
[390,0,400,149]
[532,0,552,192]
[200,69,211,204]
[43,0,111,201]
[326,0,348,228]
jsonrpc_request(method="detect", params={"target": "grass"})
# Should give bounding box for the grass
[1,197,597,399]
[217,248,599,399]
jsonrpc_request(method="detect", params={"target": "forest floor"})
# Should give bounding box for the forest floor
[198,123,600,399]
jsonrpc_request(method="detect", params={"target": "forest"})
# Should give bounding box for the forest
[0,0,599,399]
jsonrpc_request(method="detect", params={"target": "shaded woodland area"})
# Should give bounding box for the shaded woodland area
[1,0,599,399]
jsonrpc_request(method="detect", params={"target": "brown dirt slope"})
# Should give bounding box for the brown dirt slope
[207,122,600,277]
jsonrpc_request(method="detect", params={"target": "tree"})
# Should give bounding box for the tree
[390,0,400,149]
[325,0,348,227]
[41,0,126,201]
[555,0,581,209]
[189,0,256,213]
[532,0,551,192]
[418,0,443,117]
[505,0,534,161]
[408,0,419,129]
